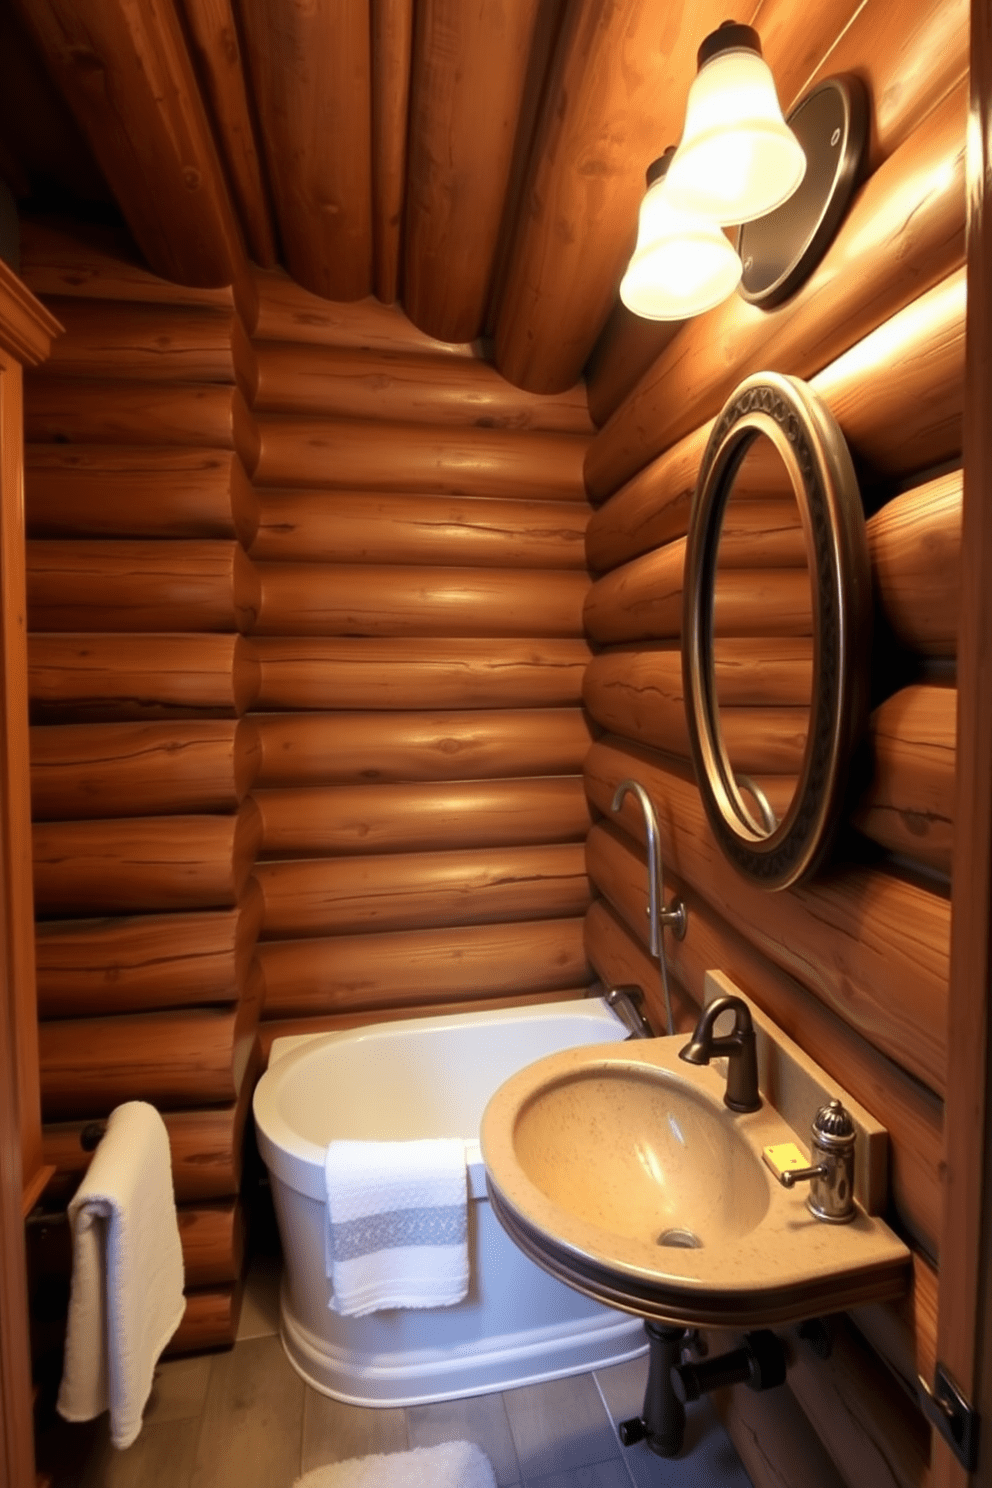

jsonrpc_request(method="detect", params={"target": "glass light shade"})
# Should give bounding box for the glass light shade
[619,173,742,321]
[665,47,806,224]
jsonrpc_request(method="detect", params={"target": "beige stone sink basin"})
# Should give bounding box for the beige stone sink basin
[480,1032,911,1328]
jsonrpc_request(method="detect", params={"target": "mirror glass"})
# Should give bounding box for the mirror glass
[712,432,814,837]
[683,373,871,890]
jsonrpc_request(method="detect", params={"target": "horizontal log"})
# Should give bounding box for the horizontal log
[247,343,592,434]
[585,543,812,647]
[247,637,589,711]
[251,778,591,857]
[588,268,966,574]
[586,739,949,1096]
[164,1285,240,1356]
[585,80,966,501]
[713,497,806,567]
[255,917,590,1017]
[252,415,589,499]
[35,906,255,1017]
[177,1200,245,1287]
[247,489,589,569]
[584,881,942,1258]
[32,811,257,917]
[37,298,240,384]
[19,220,238,312]
[250,843,591,938]
[43,1093,251,1205]
[240,708,594,788]
[38,1001,260,1119]
[30,721,240,821]
[248,268,474,356]
[27,539,247,634]
[869,470,961,657]
[241,563,589,638]
[583,895,699,1039]
[24,378,259,471]
[257,989,587,1064]
[25,445,253,542]
[853,685,956,875]
[28,634,254,723]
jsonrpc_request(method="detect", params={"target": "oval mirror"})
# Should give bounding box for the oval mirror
[682,373,871,889]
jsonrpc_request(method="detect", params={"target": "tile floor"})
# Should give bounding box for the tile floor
[35,1256,754,1488]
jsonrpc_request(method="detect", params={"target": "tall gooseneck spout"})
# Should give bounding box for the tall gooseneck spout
[610,780,687,1035]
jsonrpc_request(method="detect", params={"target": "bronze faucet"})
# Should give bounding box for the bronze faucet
[679,995,762,1112]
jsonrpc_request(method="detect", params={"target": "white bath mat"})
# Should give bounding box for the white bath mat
[295,1440,496,1488]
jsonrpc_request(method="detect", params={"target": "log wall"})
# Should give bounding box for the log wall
[18,235,596,1351]
[580,6,966,1482]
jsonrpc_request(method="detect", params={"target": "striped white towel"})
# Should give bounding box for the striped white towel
[324,1139,468,1317]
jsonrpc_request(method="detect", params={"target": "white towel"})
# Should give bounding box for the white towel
[57,1101,185,1449]
[295,1441,496,1488]
[324,1139,468,1317]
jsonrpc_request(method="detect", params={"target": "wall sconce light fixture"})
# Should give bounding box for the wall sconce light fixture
[665,22,806,225]
[619,147,742,321]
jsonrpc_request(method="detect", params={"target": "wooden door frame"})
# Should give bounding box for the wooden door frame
[934,1,992,1483]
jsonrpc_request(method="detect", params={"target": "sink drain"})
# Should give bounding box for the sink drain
[657,1227,702,1249]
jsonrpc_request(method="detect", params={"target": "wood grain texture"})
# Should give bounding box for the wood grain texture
[247,488,589,568]
[36,297,238,383]
[30,720,239,820]
[251,842,591,938]
[177,1199,244,1286]
[241,561,588,638]
[715,1378,848,1488]
[25,445,250,541]
[371,0,414,304]
[249,267,474,354]
[35,906,249,1017]
[31,812,254,916]
[853,1252,940,1407]
[586,81,966,500]
[44,1095,250,1204]
[251,777,590,856]
[585,889,942,1257]
[586,739,949,1096]
[238,0,372,300]
[586,0,969,428]
[38,1002,258,1118]
[853,686,956,875]
[26,538,242,633]
[18,219,237,312]
[869,470,961,658]
[255,917,590,1016]
[11,0,247,289]
[247,636,588,711]
[240,708,593,788]
[404,0,541,342]
[492,0,749,393]
[28,633,250,722]
[177,0,279,267]
[252,415,588,499]
[246,342,592,433]
[164,1286,240,1355]
[25,378,259,471]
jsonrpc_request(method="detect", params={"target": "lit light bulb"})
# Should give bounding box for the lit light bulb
[620,150,742,321]
[665,23,806,225]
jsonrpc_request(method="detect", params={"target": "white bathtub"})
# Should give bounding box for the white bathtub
[252,998,647,1405]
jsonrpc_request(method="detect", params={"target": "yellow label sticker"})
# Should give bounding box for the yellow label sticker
[762,1142,808,1180]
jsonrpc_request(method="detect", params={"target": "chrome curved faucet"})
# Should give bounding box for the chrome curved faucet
[611,780,687,1035]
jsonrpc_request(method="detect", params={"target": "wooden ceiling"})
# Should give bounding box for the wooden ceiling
[0,0,929,396]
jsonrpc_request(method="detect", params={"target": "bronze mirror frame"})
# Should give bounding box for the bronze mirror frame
[682,372,872,889]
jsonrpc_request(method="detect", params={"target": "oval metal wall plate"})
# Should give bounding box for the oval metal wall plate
[737,76,868,308]
[682,373,872,890]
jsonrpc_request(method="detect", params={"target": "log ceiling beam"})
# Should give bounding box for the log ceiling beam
[11,0,248,290]
[238,0,372,301]
[371,0,414,305]
[177,0,279,268]
[403,0,542,343]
